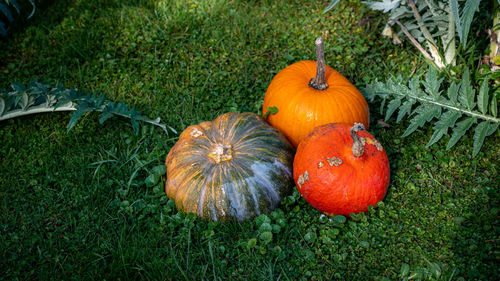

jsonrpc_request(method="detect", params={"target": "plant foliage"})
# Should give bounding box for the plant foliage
[364,66,499,157]
[325,0,495,157]
[263,106,278,120]
[325,0,481,69]
[0,81,177,135]
[0,0,40,36]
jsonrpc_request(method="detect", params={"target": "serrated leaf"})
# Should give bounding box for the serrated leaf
[425,104,441,121]
[129,107,139,118]
[486,122,499,136]
[477,77,489,115]
[408,76,420,93]
[67,107,91,132]
[491,95,497,118]
[426,128,447,147]
[53,96,73,109]
[435,111,462,130]
[402,104,441,137]
[68,88,84,101]
[99,112,114,124]
[44,94,57,107]
[385,98,401,121]
[472,121,490,157]
[115,102,129,114]
[446,117,475,150]
[460,0,480,47]
[450,0,462,43]
[362,84,376,101]
[379,96,387,114]
[447,81,459,105]
[458,68,475,110]
[410,84,426,98]
[422,66,443,98]
[426,111,461,147]
[397,99,414,123]
[90,94,106,109]
[2,81,174,136]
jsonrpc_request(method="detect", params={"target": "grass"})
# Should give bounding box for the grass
[0,0,498,280]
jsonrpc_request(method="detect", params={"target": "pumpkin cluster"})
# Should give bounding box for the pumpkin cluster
[165,37,389,221]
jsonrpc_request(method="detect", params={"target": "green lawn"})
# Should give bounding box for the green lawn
[0,0,498,280]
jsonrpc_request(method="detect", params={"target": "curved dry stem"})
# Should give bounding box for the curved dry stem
[309,37,329,91]
[350,123,366,157]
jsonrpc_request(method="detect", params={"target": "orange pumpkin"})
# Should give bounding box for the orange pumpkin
[262,37,369,147]
[293,123,389,216]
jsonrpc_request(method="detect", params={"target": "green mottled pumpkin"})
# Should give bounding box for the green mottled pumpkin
[165,112,295,222]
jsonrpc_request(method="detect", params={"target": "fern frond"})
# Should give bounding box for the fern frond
[364,66,499,157]
[0,81,177,136]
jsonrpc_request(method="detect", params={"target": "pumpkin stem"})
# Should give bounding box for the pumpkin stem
[350,123,366,157]
[208,144,233,164]
[309,37,329,91]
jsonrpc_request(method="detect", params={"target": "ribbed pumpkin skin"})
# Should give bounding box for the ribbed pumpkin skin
[165,112,295,222]
[262,60,369,147]
[293,123,389,216]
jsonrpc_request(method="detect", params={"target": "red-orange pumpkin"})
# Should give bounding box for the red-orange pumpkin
[262,37,369,147]
[293,123,389,216]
